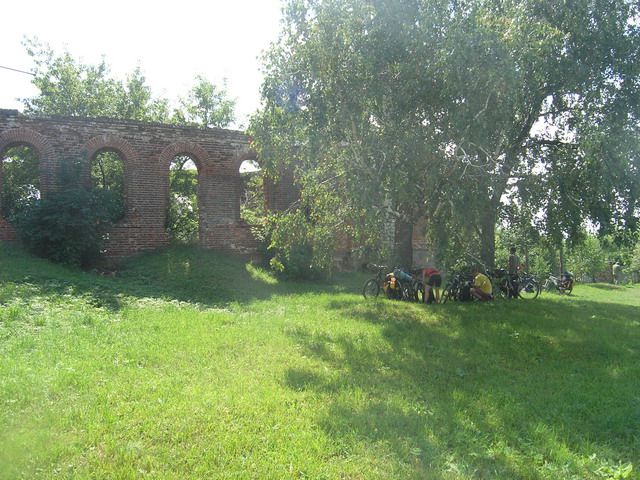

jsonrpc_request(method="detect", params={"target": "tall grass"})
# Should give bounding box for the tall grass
[1,243,638,479]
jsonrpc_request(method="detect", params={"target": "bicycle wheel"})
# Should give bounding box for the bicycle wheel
[363,279,380,299]
[441,290,449,304]
[565,281,574,295]
[441,284,453,304]
[495,279,509,299]
[518,278,540,300]
[399,281,413,301]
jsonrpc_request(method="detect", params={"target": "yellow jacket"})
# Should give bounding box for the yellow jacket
[473,273,492,295]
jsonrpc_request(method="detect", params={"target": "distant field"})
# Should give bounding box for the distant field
[1,244,638,479]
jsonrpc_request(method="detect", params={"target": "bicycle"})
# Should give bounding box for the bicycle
[486,268,512,299]
[394,268,424,302]
[453,254,512,300]
[485,267,539,300]
[543,272,574,295]
[440,272,473,303]
[406,274,425,303]
[517,272,541,299]
[362,265,407,300]
[362,264,388,299]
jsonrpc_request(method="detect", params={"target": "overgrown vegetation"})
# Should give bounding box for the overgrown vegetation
[166,156,199,244]
[6,12,638,279]
[91,150,125,221]
[0,146,40,220]
[250,0,640,274]
[10,161,120,267]
[1,244,638,478]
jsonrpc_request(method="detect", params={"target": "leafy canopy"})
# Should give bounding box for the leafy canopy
[251,0,640,272]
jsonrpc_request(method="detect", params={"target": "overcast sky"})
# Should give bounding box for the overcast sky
[0,0,283,128]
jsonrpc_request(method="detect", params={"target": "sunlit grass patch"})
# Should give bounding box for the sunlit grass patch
[1,243,638,478]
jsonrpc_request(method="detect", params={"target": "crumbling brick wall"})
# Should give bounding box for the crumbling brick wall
[0,109,258,260]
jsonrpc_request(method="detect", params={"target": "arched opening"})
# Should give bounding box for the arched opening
[167,155,200,244]
[0,145,41,221]
[239,160,264,226]
[91,150,125,222]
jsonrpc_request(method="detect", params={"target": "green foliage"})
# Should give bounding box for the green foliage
[239,170,265,227]
[21,38,236,129]
[565,236,609,282]
[261,160,367,279]
[0,146,40,219]
[22,38,171,121]
[90,150,125,221]
[166,157,199,244]
[495,228,551,278]
[12,191,114,267]
[266,211,333,280]
[631,241,640,277]
[496,226,639,283]
[10,160,117,267]
[252,0,640,268]
[175,75,236,128]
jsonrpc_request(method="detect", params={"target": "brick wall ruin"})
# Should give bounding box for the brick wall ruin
[0,109,431,267]
[0,109,258,260]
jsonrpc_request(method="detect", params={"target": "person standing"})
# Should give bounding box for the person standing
[612,261,623,285]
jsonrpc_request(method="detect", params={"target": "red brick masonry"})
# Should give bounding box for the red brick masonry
[0,110,259,260]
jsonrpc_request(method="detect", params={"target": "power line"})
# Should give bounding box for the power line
[0,65,35,76]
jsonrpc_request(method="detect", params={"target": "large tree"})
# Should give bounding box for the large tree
[22,38,171,122]
[20,38,237,129]
[251,0,640,271]
[174,75,236,128]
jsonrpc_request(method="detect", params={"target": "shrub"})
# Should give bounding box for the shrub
[11,174,118,268]
[264,211,335,280]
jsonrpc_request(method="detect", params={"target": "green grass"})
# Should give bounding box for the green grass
[1,243,638,479]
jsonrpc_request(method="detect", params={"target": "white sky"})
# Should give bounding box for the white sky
[0,0,283,129]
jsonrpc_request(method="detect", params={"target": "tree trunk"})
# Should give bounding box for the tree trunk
[559,242,565,273]
[394,218,413,269]
[479,210,496,270]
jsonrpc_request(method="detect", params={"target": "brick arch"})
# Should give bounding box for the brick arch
[158,141,208,172]
[0,127,57,194]
[231,144,258,173]
[159,141,209,245]
[0,127,56,159]
[82,134,138,165]
[82,135,138,223]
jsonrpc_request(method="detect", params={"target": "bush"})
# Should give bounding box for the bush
[265,212,334,280]
[11,187,117,267]
[166,195,199,244]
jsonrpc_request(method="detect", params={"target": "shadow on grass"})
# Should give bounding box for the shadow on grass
[0,244,334,310]
[284,296,640,477]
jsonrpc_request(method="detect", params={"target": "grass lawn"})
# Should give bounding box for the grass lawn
[1,243,638,479]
